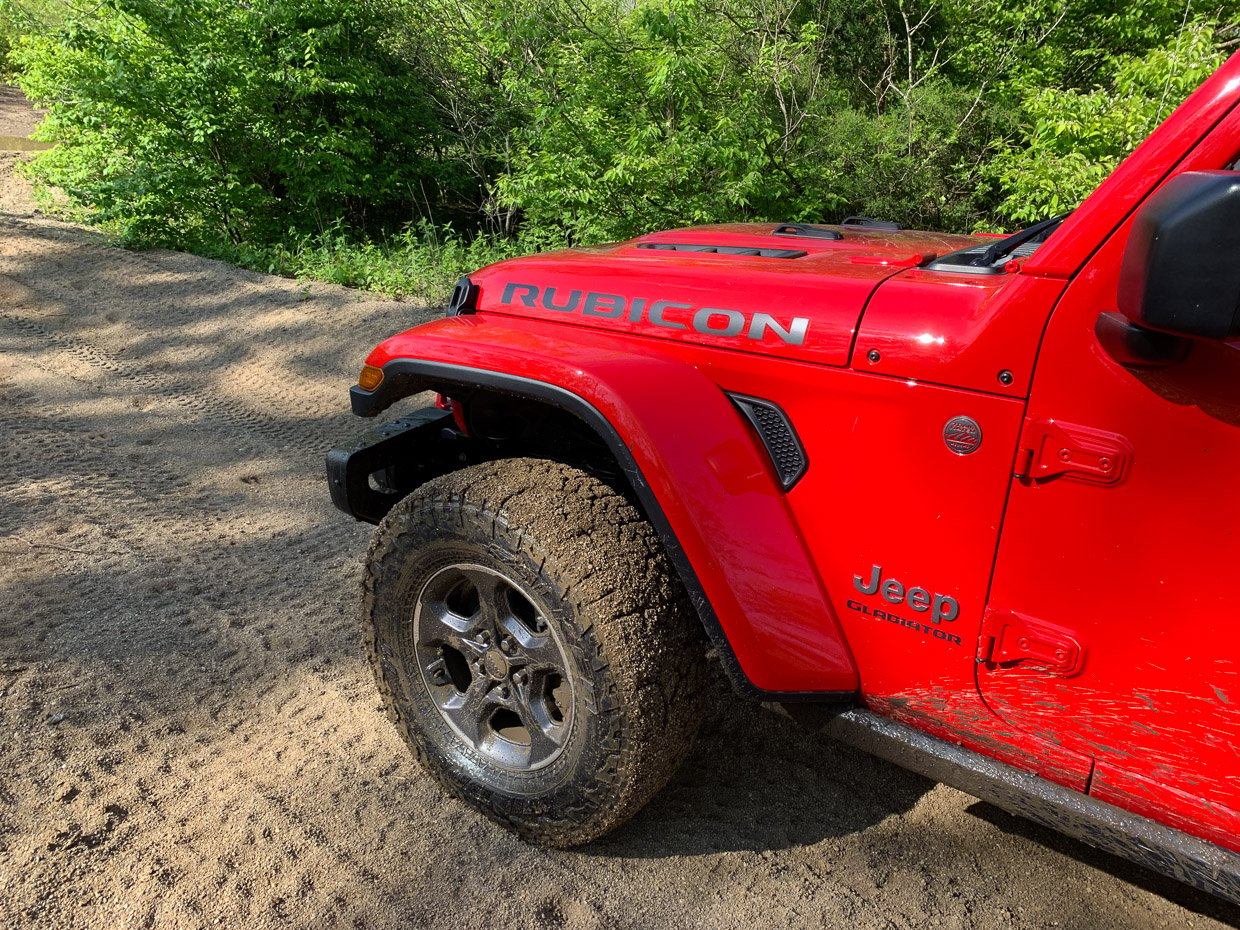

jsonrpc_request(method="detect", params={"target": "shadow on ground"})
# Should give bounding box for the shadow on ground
[2,215,1235,930]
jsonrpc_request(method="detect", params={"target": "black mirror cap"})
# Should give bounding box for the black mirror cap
[1118,170,1240,340]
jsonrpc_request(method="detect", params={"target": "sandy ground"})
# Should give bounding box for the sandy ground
[0,85,43,216]
[0,90,1237,930]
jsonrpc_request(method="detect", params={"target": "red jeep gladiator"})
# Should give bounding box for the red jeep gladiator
[328,53,1240,904]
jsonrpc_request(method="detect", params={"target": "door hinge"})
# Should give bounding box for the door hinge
[978,609,1084,676]
[1013,418,1132,485]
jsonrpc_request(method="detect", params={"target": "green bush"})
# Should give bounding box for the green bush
[0,0,70,77]
[488,0,1011,242]
[983,19,1231,223]
[234,222,527,300]
[11,0,1240,297]
[16,0,465,247]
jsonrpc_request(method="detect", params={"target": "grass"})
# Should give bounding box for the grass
[203,223,538,305]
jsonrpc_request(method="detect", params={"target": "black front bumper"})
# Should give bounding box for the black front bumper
[325,407,462,524]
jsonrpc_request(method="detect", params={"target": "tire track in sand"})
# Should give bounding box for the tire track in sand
[2,216,1236,930]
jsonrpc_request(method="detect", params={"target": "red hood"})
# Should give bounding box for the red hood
[469,223,978,366]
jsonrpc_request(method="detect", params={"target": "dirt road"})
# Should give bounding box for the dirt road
[0,103,1237,930]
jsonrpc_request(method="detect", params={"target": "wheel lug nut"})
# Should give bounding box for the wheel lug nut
[513,671,526,685]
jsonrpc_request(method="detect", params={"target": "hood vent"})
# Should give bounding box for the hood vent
[841,216,902,230]
[637,243,807,259]
[772,223,843,241]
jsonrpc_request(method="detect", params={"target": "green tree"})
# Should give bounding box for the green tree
[12,0,1240,281]
[0,0,72,76]
[982,17,1234,223]
[486,0,1011,244]
[17,0,460,247]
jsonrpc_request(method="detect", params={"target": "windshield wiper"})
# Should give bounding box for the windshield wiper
[971,211,1072,268]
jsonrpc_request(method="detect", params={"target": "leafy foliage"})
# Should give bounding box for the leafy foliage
[983,18,1232,222]
[489,0,1009,242]
[223,222,524,299]
[11,0,1240,295]
[16,0,463,247]
[0,0,71,76]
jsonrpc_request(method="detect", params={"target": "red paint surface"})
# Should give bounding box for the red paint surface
[470,224,976,367]
[982,234,1240,844]
[980,58,1240,846]
[354,51,1240,853]
[853,272,1067,397]
[368,316,860,694]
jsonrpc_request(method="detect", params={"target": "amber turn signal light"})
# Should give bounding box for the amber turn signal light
[357,364,384,392]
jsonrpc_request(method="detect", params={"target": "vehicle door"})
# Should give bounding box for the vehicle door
[980,124,1240,846]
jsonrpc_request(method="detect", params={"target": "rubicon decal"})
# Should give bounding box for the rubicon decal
[499,282,811,346]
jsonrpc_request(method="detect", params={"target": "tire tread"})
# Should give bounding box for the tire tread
[362,458,707,846]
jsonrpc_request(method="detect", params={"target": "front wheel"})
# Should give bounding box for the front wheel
[362,458,707,846]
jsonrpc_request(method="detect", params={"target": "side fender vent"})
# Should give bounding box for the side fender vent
[728,393,808,490]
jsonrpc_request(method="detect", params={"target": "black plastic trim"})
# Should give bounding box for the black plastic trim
[924,247,1008,275]
[637,243,808,259]
[727,392,808,490]
[824,709,1240,906]
[841,216,902,230]
[1095,311,1191,369]
[326,408,456,522]
[927,215,1066,276]
[772,223,843,241]
[352,370,428,417]
[1118,170,1240,340]
[447,276,479,316]
[970,212,1070,269]
[343,358,856,704]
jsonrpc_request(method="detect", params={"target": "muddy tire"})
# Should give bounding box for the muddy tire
[362,458,708,846]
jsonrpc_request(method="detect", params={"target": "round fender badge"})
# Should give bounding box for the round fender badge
[943,416,983,455]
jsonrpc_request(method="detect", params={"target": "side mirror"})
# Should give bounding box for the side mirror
[1118,170,1240,340]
